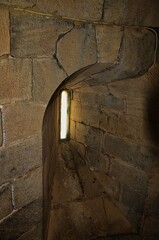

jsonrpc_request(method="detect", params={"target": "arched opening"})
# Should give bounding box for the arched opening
[43,62,159,240]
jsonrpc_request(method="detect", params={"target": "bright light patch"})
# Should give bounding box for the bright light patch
[60,90,70,140]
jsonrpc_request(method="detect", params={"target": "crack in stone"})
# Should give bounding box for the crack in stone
[101,0,106,21]
[53,24,75,76]
[117,26,125,65]
[93,24,99,63]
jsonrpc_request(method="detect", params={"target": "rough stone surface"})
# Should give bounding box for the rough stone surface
[102,133,154,172]
[3,102,45,146]
[0,109,3,147]
[0,137,42,185]
[17,223,42,240]
[71,100,99,128]
[109,157,148,194]
[13,167,42,209]
[0,199,42,238]
[11,11,73,57]
[0,183,12,220]
[36,0,104,21]
[0,58,32,104]
[49,198,108,240]
[0,7,10,56]
[103,0,159,27]
[33,58,67,104]
[0,0,36,7]
[57,24,97,75]
[85,127,103,150]
[95,25,123,64]
[85,147,109,172]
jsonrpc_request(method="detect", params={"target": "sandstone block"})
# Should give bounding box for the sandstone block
[71,100,99,128]
[11,11,73,57]
[13,167,42,209]
[70,120,76,140]
[36,0,104,21]
[0,7,10,56]
[109,157,148,193]
[33,58,67,104]
[0,109,3,147]
[3,101,45,146]
[0,0,36,8]
[49,197,108,240]
[85,127,103,151]
[95,25,123,64]
[102,133,154,172]
[17,223,42,240]
[0,199,42,235]
[75,122,90,145]
[57,24,97,75]
[0,136,42,185]
[85,147,109,172]
[0,183,12,220]
[97,94,126,112]
[0,58,32,104]
[103,0,159,27]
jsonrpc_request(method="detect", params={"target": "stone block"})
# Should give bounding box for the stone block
[36,0,104,21]
[95,25,123,64]
[120,184,145,213]
[109,157,148,194]
[49,197,108,240]
[0,136,42,185]
[57,24,97,75]
[85,147,109,172]
[0,183,12,220]
[0,58,32,104]
[0,0,36,7]
[52,151,83,203]
[17,223,42,240]
[33,58,66,104]
[11,11,73,57]
[99,110,141,143]
[70,140,86,159]
[94,172,120,200]
[102,133,154,172]
[75,122,90,145]
[103,0,159,27]
[0,7,10,56]
[13,167,42,209]
[70,120,76,140]
[71,100,99,128]
[85,127,103,151]
[107,74,153,99]
[120,28,155,76]
[103,198,133,235]
[3,101,45,146]
[0,109,3,147]
[0,199,42,235]
[97,94,126,112]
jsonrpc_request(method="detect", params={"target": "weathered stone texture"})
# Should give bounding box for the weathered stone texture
[102,133,154,172]
[0,199,42,237]
[57,24,97,75]
[3,102,45,146]
[11,11,73,57]
[0,183,12,220]
[0,58,32,104]
[36,0,104,21]
[0,0,36,8]
[33,58,67,104]
[13,167,42,209]
[95,25,123,64]
[0,109,3,147]
[71,100,99,128]
[120,28,155,76]
[17,223,42,240]
[109,157,148,194]
[0,137,42,185]
[103,0,159,27]
[0,7,10,56]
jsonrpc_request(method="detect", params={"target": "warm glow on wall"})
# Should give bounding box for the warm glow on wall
[60,89,71,140]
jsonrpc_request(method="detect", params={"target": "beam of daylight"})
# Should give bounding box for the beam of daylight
[60,90,70,140]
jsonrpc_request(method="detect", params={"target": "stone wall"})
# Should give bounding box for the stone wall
[0,0,159,240]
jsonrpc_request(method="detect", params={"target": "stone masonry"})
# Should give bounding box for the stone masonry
[0,1,159,240]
